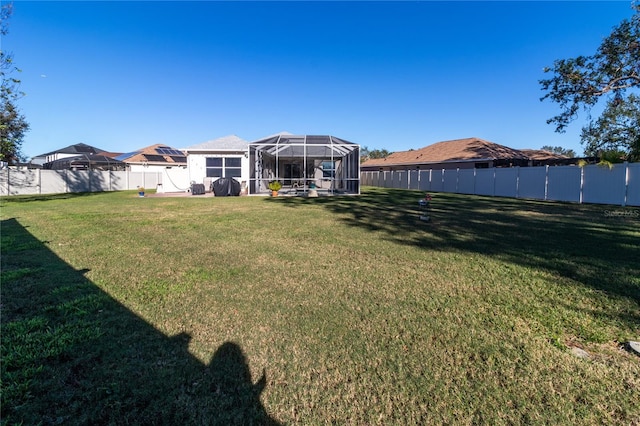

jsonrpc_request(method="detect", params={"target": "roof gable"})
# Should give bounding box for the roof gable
[185,134,249,151]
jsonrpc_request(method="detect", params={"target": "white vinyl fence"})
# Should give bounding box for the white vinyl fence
[0,169,165,196]
[361,163,640,207]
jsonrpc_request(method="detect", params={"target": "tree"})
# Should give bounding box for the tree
[360,146,392,163]
[581,93,640,161]
[539,3,639,161]
[540,145,576,158]
[368,149,391,159]
[360,146,370,163]
[1,3,29,164]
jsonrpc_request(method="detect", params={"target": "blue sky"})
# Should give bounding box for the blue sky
[5,1,636,159]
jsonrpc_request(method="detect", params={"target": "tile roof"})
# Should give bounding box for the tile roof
[361,137,529,167]
[185,134,249,151]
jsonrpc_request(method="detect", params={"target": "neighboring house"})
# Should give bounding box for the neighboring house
[360,137,531,171]
[519,149,591,166]
[183,135,250,190]
[114,144,187,172]
[31,143,108,166]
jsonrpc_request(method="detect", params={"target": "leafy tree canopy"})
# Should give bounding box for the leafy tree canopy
[360,146,392,163]
[581,93,640,161]
[540,3,639,161]
[1,3,29,164]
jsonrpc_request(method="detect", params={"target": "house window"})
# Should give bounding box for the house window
[321,161,336,178]
[206,157,242,178]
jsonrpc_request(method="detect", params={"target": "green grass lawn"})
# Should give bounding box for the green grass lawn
[1,187,639,425]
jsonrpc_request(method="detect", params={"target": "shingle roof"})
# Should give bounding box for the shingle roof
[519,149,568,160]
[185,134,249,151]
[361,137,528,167]
[115,144,186,165]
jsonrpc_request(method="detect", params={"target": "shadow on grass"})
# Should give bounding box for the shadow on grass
[275,188,640,308]
[0,191,109,203]
[0,218,280,425]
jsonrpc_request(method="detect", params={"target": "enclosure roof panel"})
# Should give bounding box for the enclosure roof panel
[249,135,359,157]
[36,143,107,157]
[43,154,125,170]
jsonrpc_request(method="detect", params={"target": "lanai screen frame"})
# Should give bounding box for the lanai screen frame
[248,135,360,195]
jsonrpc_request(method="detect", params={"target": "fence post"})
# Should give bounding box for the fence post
[579,166,584,204]
[473,168,477,195]
[544,165,549,201]
[623,161,629,207]
[492,168,496,196]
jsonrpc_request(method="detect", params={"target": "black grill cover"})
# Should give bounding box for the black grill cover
[211,178,241,196]
[191,183,205,195]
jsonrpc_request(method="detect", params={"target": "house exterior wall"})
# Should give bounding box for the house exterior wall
[186,151,250,190]
[127,163,183,173]
[159,168,191,192]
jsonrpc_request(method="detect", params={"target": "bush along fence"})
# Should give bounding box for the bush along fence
[361,162,639,207]
[0,169,163,196]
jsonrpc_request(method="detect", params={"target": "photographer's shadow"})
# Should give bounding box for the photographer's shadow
[204,341,280,425]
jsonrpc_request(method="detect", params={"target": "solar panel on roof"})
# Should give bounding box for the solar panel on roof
[114,151,140,161]
[170,156,186,163]
[156,147,184,156]
[143,154,168,162]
